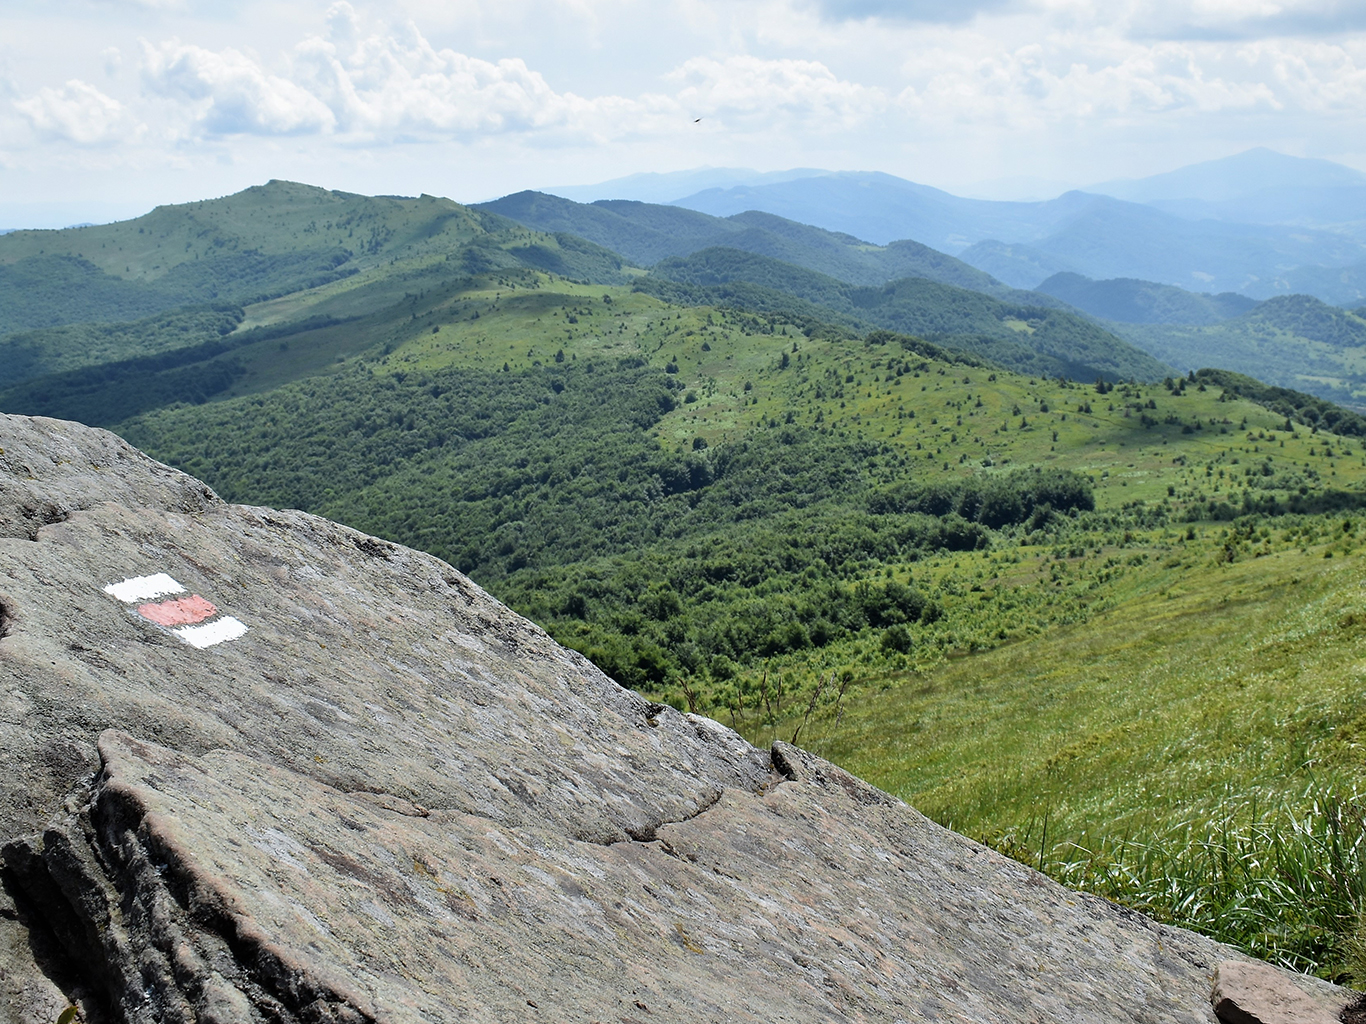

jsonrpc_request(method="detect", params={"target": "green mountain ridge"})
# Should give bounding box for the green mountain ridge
[475,190,1022,298]
[1109,295,1366,407]
[6,177,1366,975]
[0,181,630,341]
[644,246,1173,382]
[1035,272,1257,325]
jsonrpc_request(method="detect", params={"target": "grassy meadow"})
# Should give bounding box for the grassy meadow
[7,198,1366,976]
[220,272,1366,976]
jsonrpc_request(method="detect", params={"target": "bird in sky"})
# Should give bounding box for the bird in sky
[694,118,702,123]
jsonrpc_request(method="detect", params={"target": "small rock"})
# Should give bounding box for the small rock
[1212,960,1343,1024]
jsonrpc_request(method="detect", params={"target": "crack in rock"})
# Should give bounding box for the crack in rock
[4,741,375,1024]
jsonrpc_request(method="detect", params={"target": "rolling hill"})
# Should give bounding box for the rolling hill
[5,179,1366,973]
[0,181,630,339]
[1108,295,1366,406]
[642,247,1173,382]
[1035,272,1258,325]
[474,190,1017,296]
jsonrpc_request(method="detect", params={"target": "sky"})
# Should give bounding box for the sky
[2,0,1365,226]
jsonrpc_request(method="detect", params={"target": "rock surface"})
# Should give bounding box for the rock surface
[1212,961,1344,1024]
[0,413,1355,1023]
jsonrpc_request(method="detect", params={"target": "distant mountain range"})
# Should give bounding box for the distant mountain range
[1089,148,1366,232]
[479,187,1366,406]
[474,191,1173,381]
[475,190,1021,298]
[543,150,1366,306]
[1034,274,1258,326]
[7,176,1366,412]
[541,168,829,206]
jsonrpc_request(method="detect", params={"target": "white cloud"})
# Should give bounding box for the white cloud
[142,38,337,135]
[805,0,1014,24]
[1126,0,1366,39]
[668,55,887,127]
[13,79,138,144]
[1237,38,1366,110]
[4,0,1366,204]
[890,33,1366,131]
[291,9,583,136]
[126,4,885,144]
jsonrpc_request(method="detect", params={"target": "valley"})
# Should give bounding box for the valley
[4,179,1366,977]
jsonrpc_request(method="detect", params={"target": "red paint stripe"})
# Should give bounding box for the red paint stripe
[138,595,218,627]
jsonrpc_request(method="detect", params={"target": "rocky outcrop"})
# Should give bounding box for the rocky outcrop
[0,413,1353,1023]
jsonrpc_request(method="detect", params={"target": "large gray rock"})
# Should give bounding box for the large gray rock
[0,413,1353,1023]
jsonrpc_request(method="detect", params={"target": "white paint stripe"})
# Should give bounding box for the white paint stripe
[104,573,185,603]
[173,616,248,649]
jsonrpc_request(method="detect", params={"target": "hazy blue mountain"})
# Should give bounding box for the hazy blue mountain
[962,202,1365,299]
[1248,259,1366,308]
[1142,188,1366,236]
[672,172,1097,249]
[1029,202,1366,298]
[1089,148,1366,204]
[541,168,827,205]
[956,241,1080,290]
[475,191,1018,297]
[669,165,1366,302]
[1090,150,1366,238]
[1035,273,1258,325]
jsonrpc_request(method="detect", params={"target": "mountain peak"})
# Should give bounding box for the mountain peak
[1088,148,1366,203]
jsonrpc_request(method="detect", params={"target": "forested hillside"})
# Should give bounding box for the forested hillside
[0,305,243,388]
[5,180,1366,976]
[1111,295,1366,406]
[0,181,628,338]
[476,190,1017,296]
[1035,272,1257,325]
[643,247,1172,382]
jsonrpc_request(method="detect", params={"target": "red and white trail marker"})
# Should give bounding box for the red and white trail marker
[103,573,247,648]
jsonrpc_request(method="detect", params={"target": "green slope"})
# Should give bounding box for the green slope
[0,305,244,388]
[0,181,493,282]
[92,272,1360,662]
[476,190,1017,296]
[1111,295,1366,406]
[1035,272,1257,325]
[0,268,578,420]
[0,181,631,340]
[7,179,1366,973]
[643,246,1173,382]
[1193,368,1366,436]
[0,255,190,336]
